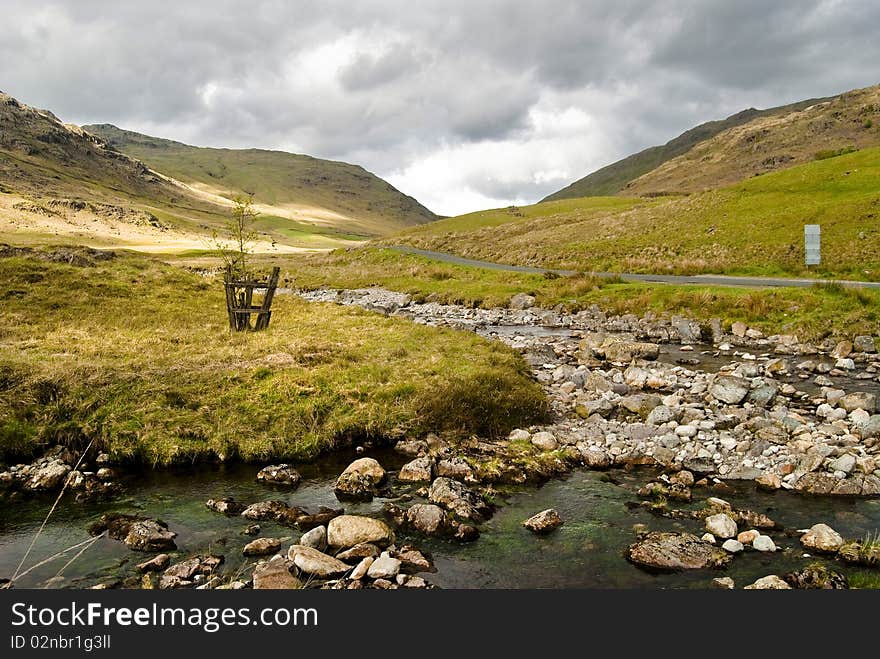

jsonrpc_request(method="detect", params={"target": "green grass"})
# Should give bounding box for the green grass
[289,248,880,341]
[0,247,547,466]
[390,145,880,280]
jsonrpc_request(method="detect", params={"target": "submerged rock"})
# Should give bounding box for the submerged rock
[522,509,564,534]
[206,497,246,515]
[90,514,177,552]
[627,532,731,570]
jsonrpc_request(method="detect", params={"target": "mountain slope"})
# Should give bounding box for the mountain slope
[84,124,436,236]
[390,145,880,280]
[624,84,880,196]
[542,94,837,201]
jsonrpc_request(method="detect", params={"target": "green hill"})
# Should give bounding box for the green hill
[391,145,880,280]
[84,124,436,236]
[542,94,838,201]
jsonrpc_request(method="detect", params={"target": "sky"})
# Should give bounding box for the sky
[1,0,878,216]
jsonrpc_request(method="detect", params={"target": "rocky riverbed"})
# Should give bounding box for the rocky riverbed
[2,287,879,590]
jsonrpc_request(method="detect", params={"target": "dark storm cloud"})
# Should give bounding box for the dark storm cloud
[1,0,877,214]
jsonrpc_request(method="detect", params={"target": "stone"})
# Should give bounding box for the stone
[405,504,449,535]
[508,429,531,441]
[619,394,662,419]
[350,556,373,580]
[839,392,877,413]
[252,559,302,589]
[600,337,660,363]
[800,523,844,553]
[92,515,177,552]
[288,545,350,578]
[340,457,386,484]
[530,431,558,451]
[853,336,877,353]
[299,525,327,551]
[831,341,853,358]
[579,446,612,469]
[256,464,301,487]
[427,477,491,522]
[669,470,695,487]
[26,460,71,491]
[396,547,434,573]
[748,382,778,407]
[627,532,731,570]
[755,473,782,491]
[336,543,380,563]
[737,530,760,545]
[646,405,675,425]
[752,535,777,552]
[705,513,738,539]
[522,509,564,534]
[856,415,880,439]
[731,322,748,337]
[828,453,856,475]
[136,553,170,572]
[436,457,475,481]
[327,515,394,549]
[243,524,261,536]
[709,375,750,405]
[712,576,735,589]
[744,575,791,590]
[333,472,375,501]
[509,293,536,310]
[243,537,282,556]
[240,500,295,523]
[206,497,246,515]
[721,539,744,553]
[784,564,848,589]
[398,457,435,482]
[701,533,716,544]
[367,553,401,579]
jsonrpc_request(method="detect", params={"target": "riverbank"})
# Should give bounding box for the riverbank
[0,246,545,467]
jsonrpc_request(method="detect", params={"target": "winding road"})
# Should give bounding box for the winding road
[391,246,880,290]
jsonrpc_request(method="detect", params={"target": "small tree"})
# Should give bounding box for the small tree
[215,195,258,281]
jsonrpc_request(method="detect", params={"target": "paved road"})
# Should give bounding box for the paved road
[391,245,880,290]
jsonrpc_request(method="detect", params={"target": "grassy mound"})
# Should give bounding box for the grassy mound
[0,247,546,465]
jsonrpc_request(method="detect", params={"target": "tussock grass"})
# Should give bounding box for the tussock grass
[0,247,547,465]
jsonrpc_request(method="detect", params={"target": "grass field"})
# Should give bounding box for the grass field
[389,145,880,280]
[287,248,880,341]
[0,247,546,466]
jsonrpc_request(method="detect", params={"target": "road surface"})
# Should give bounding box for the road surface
[391,245,880,290]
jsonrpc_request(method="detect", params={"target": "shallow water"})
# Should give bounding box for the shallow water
[2,449,878,589]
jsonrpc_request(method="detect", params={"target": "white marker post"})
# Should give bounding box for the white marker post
[805,224,821,267]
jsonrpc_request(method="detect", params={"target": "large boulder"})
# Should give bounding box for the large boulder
[709,375,750,405]
[627,532,731,570]
[288,545,350,578]
[800,523,844,553]
[256,464,301,487]
[427,477,491,522]
[600,337,660,363]
[327,515,394,549]
[340,457,386,484]
[522,509,563,534]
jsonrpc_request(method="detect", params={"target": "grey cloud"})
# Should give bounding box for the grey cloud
[0,0,878,214]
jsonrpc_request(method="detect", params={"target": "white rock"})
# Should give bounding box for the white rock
[722,539,744,553]
[752,535,777,552]
[705,513,738,539]
[530,431,558,451]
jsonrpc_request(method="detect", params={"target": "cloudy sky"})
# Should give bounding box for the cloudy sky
[2,1,878,215]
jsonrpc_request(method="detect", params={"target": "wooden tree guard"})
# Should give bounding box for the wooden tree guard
[224,266,280,331]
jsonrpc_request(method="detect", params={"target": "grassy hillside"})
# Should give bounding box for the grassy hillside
[390,145,880,280]
[0,246,545,465]
[85,124,437,236]
[543,95,835,200]
[626,84,880,196]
